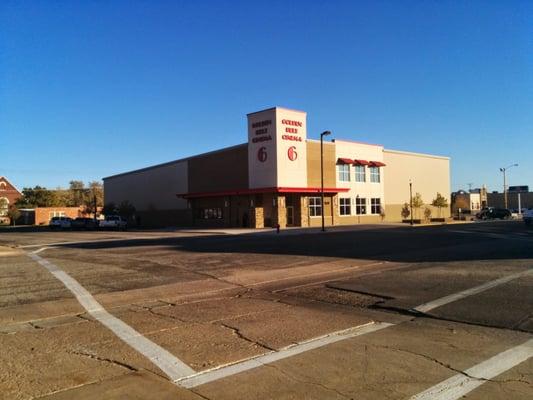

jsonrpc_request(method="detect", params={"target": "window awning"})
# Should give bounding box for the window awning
[337,158,353,164]
[369,161,386,167]
[353,159,370,166]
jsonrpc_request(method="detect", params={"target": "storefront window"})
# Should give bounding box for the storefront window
[338,164,350,182]
[355,165,366,182]
[198,208,223,219]
[355,197,366,215]
[339,198,351,215]
[309,197,322,217]
[370,166,380,183]
[370,198,381,214]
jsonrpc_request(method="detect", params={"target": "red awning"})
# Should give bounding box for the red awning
[177,187,350,199]
[337,158,353,164]
[369,161,386,167]
[353,159,370,166]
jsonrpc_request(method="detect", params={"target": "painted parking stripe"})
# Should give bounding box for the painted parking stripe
[410,337,533,400]
[176,322,393,388]
[413,269,533,313]
[26,251,195,381]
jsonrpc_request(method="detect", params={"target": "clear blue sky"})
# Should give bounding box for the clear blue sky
[1,0,531,192]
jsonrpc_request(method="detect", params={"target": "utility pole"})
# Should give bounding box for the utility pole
[409,180,413,226]
[500,164,518,209]
[320,130,331,232]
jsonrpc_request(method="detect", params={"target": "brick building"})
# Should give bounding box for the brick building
[0,176,22,223]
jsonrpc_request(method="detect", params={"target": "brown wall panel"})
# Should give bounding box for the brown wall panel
[306,142,336,188]
[188,145,249,193]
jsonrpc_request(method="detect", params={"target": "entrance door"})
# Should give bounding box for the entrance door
[286,206,294,226]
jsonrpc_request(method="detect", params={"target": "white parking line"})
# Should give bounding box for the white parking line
[410,337,533,400]
[24,247,533,393]
[31,247,49,254]
[26,251,195,381]
[176,322,393,388]
[19,236,160,249]
[413,269,533,313]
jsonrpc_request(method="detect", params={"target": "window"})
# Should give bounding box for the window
[338,164,350,182]
[355,165,366,182]
[339,198,351,215]
[198,208,223,219]
[309,197,322,217]
[355,197,366,215]
[0,197,8,216]
[49,211,65,218]
[0,182,6,190]
[371,198,381,214]
[369,166,380,183]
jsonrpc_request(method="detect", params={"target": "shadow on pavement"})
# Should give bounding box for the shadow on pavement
[55,221,533,264]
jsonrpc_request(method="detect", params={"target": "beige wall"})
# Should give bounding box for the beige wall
[104,161,188,211]
[383,149,451,221]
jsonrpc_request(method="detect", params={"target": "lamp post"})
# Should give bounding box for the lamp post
[409,179,413,226]
[499,164,518,209]
[320,130,332,232]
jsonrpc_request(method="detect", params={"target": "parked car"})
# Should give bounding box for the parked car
[99,215,127,230]
[71,217,98,230]
[475,208,511,220]
[524,208,533,226]
[49,216,73,229]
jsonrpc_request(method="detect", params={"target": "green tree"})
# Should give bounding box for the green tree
[412,193,424,219]
[401,203,411,219]
[84,181,104,216]
[102,202,117,216]
[424,207,432,221]
[7,204,21,226]
[68,180,86,206]
[431,193,449,218]
[15,186,58,208]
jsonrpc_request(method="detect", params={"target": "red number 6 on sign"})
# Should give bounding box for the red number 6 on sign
[257,147,267,162]
[287,146,297,161]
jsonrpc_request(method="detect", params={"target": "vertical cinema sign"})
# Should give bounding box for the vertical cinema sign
[247,107,308,189]
[275,108,308,188]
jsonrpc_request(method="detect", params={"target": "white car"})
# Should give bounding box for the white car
[523,208,533,226]
[99,215,128,230]
[49,216,73,229]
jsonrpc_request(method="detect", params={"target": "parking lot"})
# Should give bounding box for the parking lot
[0,221,532,399]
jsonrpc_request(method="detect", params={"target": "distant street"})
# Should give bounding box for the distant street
[0,221,532,399]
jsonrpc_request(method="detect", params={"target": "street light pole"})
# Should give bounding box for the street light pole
[409,179,413,226]
[320,130,331,232]
[499,164,518,209]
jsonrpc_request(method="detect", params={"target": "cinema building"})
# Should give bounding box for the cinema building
[104,107,450,228]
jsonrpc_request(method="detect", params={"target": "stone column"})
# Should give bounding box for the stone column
[332,194,340,226]
[272,195,287,228]
[299,196,309,227]
[251,207,264,228]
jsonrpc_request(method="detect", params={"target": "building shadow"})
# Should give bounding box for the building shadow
[55,221,533,264]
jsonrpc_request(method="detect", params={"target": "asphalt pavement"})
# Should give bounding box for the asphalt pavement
[0,221,531,399]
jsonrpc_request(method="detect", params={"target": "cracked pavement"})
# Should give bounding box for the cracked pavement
[0,221,532,399]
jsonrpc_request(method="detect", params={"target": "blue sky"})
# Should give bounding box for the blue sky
[1,0,531,192]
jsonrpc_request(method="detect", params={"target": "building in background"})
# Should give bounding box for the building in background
[104,107,451,228]
[17,206,98,226]
[0,176,22,224]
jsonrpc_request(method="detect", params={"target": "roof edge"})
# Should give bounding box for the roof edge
[384,148,450,160]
